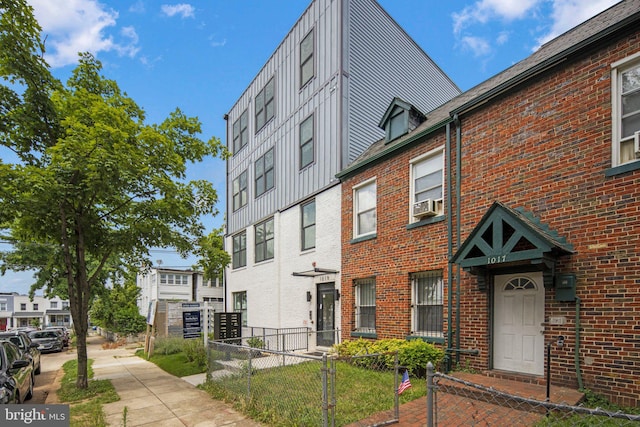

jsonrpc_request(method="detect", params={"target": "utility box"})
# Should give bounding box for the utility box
[555,274,576,302]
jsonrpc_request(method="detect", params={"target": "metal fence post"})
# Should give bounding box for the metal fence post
[426,362,434,427]
[322,353,329,427]
[247,347,252,397]
[394,353,400,421]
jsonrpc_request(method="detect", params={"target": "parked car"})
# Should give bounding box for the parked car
[0,331,41,375]
[45,326,70,347]
[0,341,33,404]
[28,330,64,353]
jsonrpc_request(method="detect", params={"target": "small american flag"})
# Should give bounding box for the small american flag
[397,370,412,395]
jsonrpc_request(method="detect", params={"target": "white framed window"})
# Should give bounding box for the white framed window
[255,78,275,132]
[300,114,314,169]
[355,278,376,333]
[160,274,167,284]
[301,200,316,251]
[410,149,444,220]
[353,178,376,238]
[62,302,69,309]
[0,302,6,311]
[232,231,247,269]
[233,291,247,326]
[255,147,274,197]
[411,271,444,337]
[50,301,57,309]
[612,53,640,166]
[232,109,248,154]
[255,217,274,263]
[300,29,314,87]
[232,170,248,211]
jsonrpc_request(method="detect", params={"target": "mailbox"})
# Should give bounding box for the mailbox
[555,273,576,302]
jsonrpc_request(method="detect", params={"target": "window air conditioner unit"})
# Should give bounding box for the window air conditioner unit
[413,199,437,218]
[635,131,640,158]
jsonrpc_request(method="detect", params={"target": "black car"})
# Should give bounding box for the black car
[0,331,41,375]
[0,341,33,404]
[28,330,64,353]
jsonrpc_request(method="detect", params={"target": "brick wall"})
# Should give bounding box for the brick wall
[340,28,640,406]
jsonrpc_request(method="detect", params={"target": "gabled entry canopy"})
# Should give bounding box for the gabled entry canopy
[452,202,574,289]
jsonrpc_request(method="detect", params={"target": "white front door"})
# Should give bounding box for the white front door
[493,273,545,375]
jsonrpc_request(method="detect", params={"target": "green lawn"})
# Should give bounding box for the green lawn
[136,349,206,377]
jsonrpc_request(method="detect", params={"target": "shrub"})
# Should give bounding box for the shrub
[331,338,444,377]
[153,336,186,355]
[183,338,207,369]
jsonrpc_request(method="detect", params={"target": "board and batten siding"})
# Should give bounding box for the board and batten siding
[344,0,460,163]
[226,0,342,235]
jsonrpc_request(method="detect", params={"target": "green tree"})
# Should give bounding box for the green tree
[90,277,146,336]
[192,226,230,284]
[0,2,226,388]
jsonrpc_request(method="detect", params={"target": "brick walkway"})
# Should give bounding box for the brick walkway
[356,372,584,426]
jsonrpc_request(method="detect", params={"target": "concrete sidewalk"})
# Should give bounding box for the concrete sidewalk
[85,335,262,427]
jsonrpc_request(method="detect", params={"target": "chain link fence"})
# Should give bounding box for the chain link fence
[428,364,640,426]
[203,339,407,426]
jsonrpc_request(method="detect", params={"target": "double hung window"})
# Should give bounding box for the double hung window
[232,170,248,211]
[301,200,316,251]
[255,78,274,132]
[411,271,444,337]
[232,231,247,269]
[255,218,274,263]
[612,55,640,166]
[353,179,376,238]
[355,278,376,333]
[255,148,274,197]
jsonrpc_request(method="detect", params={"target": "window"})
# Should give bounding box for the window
[255,78,275,132]
[300,114,314,169]
[232,170,248,211]
[255,217,274,262]
[50,301,58,309]
[388,106,407,141]
[300,29,314,87]
[612,55,640,166]
[355,278,376,333]
[232,109,248,154]
[20,303,26,310]
[412,271,444,337]
[62,302,69,309]
[33,303,38,310]
[353,179,376,237]
[301,200,316,251]
[0,302,6,311]
[411,150,444,219]
[233,291,247,326]
[255,148,274,196]
[232,231,247,269]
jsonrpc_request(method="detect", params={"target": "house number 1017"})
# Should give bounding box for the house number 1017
[487,255,507,264]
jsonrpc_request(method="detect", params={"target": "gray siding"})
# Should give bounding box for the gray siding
[225,0,459,235]
[344,0,460,163]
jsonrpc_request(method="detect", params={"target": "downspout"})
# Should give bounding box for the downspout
[445,122,453,372]
[454,113,462,364]
[575,297,583,389]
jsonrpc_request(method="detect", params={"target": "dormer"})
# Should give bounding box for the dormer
[378,98,427,143]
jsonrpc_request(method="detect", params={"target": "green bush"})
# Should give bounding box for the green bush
[183,338,207,369]
[331,338,444,377]
[153,336,186,355]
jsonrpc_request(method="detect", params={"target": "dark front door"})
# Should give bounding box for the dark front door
[316,283,335,347]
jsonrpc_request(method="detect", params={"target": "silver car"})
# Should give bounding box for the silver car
[27,330,64,353]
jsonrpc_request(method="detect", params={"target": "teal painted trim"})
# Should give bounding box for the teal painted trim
[336,118,453,180]
[407,335,446,345]
[406,215,445,230]
[446,121,454,372]
[350,332,377,339]
[350,234,377,244]
[605,161,640,177]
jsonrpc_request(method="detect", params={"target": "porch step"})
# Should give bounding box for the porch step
[447,371,584,405]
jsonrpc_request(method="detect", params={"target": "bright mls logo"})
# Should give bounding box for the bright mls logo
[2,405,69,426]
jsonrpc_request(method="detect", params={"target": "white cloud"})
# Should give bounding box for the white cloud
[534,0,620,48]
[461,35,492,57]
[453,0,540,35]
[129,1,145,14]
[161,4,195,19]
[28,0,140,68]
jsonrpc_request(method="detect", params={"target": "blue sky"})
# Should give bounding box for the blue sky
[1,0,620,295]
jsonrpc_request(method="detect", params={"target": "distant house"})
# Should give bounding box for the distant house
[5,294,72,329]
[223,0,459,349]
[136,267,224,318]
[337,0,640,407]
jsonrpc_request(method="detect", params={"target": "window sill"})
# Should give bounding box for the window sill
[605,160,640,177]
[406,215,445,230]
[407,335,445,345]
[351,331,377,339]
[350,233,377,244]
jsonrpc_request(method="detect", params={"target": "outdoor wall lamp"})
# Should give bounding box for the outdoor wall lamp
[306,291,312,302]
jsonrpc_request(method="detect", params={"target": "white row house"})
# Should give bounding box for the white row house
[0,292,72,330]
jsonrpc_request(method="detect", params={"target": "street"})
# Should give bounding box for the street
[31,346,76,404]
